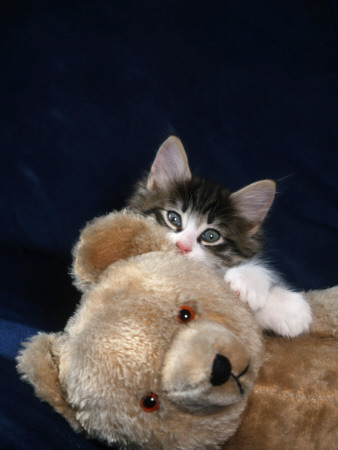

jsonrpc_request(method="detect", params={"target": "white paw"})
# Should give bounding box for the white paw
[255,287,312,337]
[224,266,270,311]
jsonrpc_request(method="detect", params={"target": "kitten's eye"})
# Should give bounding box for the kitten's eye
[167,211,182,228]
[141,393,159,412]
[177,306,195,324]
[201,229,221,244]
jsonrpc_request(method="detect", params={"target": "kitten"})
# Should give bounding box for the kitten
[127,136,312,337]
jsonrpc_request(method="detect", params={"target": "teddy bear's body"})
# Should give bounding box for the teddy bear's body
[225,287,338,449]
[17,211,338,449]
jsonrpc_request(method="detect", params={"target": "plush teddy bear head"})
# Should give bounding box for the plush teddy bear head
[17,211,263,450]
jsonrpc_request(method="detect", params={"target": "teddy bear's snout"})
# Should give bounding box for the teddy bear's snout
[161,320,253,411]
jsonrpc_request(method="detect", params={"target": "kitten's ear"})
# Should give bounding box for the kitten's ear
[230,180,276,234]
[146,136,192,190]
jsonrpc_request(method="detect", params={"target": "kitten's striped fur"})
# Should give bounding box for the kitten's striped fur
[128,175,264,270]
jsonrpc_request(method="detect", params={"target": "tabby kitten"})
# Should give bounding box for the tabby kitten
[127,136,312,337]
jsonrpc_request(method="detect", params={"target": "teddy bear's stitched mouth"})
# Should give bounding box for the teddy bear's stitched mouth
[230,363,250,395]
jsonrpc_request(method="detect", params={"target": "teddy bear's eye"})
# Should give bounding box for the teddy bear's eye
[177,306,195,324]
[141,393,159,412]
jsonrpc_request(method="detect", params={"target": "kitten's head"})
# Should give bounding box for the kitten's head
[127,136,276,270]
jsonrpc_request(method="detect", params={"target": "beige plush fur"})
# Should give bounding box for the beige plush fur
[17,211,337,449]
[225,286,338,450]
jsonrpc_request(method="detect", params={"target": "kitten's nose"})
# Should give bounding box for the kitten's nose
[176,242,191,254]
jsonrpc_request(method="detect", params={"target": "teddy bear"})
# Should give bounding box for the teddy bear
[16,210,338,450]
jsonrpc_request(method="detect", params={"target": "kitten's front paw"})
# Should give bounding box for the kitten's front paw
[224,267,270,312]
[255,287,312,337]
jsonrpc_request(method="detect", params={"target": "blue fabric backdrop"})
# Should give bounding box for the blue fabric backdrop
[1,1,337,448]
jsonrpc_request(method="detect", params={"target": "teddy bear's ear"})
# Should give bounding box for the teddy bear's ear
[16,333,82,432]
[72,210,172,291]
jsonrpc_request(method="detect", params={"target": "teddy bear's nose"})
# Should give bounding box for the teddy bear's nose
[210,354,232,386]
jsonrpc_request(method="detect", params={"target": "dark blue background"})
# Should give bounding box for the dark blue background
[1,1,337,448]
